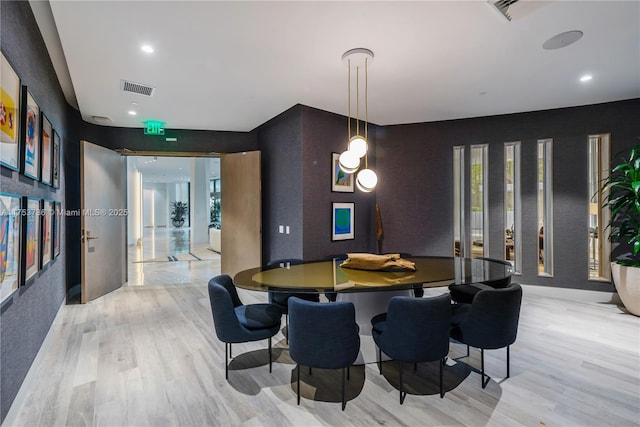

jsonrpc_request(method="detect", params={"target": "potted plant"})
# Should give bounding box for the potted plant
[603,143,640,316]
[171,201,188,228]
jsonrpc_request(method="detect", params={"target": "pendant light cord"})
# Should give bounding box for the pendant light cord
[364,57,369,169]
[356,66,360,136]
[347,59,351,146]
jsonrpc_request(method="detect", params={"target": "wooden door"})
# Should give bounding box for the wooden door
[221,151,261,278]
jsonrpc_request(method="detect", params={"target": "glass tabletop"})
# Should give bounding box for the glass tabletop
[233,256,513,293]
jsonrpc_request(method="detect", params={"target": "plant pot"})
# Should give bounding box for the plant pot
[611,262,640,316]
[172,219,185,228]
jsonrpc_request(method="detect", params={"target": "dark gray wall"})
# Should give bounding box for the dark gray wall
[0,1,69,421]
[301,106,377,260]
[258,105,304,263]
[377,99,640,290]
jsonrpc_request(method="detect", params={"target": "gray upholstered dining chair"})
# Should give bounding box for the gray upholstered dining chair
[371,293,451,403]
[450,282,523,388]
[208,274,283,379]
[288,297,360,410]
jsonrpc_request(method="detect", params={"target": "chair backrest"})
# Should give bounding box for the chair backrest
[475,257,513,288]
[207,279,247,343]
[380,294,451,362]
[288,297,360,370]
[459,282,523,349]
[210,274,243,308]
[266,258,303,269]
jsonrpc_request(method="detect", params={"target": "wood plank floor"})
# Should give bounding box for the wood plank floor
[4,282,639,427]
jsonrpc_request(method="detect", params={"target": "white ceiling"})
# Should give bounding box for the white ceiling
[39,1,640,132]
[132,156,220,183]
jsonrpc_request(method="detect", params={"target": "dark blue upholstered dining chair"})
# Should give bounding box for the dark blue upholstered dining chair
[450,282,522,388]
[371,293,452,403]
[208,274,282,379]
[266,259,320,343]
[288,297,360,410]
[448,257,513,304]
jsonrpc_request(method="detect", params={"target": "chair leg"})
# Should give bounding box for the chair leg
[309,367,312,376]
[229,343,232,358]
[465,344,469,357]
[399,361,406,404]
[440,358,445,398]
[341,367,347,411]
[268,337,272,373]
[506,345,510,378]
[378,348,382,374]
[481,348,490,389]
[296,365,301,405]
[347,365,350,381]
[285,315,288,344]
[414,362,417,372]
[225,342,229,380]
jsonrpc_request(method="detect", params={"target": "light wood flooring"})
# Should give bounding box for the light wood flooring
[4,281,639,427]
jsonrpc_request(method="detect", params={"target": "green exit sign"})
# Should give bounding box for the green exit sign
[144,120,165,135]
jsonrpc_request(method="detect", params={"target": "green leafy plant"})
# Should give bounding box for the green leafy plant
[603,143,640,266]
[209,197,221,229]
[171,201,188,222]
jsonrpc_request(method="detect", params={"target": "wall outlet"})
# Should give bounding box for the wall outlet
[286,226,290,234]
[279,225,284,233]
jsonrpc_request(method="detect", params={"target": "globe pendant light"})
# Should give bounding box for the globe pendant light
[349,135,367,159]
[356,168,378,192]
[337,48,377,191]
[339,150,360,174]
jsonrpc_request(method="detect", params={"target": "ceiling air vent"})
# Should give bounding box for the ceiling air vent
[120,79,155,96]
[488,0,519,21]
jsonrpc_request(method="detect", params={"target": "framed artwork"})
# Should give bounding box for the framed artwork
[23,197,40,283]
[332,202,355,241]
[52,131,60,188]
[21,87,40,180]
[40,113,52,185]
[41,200,53,268]
[0,193,22,302]
[53,201,61,258]
[1,52,21,171]
[331,152,354,192]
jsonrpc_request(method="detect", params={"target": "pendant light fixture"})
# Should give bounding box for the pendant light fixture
[338,48,377,192]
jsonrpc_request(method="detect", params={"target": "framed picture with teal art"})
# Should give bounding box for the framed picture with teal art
[331,152,354,192]
[23,197,40,283]
[332,202,354,241]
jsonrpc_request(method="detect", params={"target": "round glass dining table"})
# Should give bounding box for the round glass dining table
[234,256,512,293]
[234,256,513,364]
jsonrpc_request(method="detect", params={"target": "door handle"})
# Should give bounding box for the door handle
[82,230,99,243]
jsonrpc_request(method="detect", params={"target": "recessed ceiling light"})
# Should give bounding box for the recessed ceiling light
[543,30,583,50]
[128,110,137,115]
[580,74,593,82]
[141,44,154,54]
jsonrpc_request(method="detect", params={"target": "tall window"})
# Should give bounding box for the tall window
[504,142,521,273]
[538,139,553,276]
[453,146,465,257]
[588,134,611,280]
[470,144,488,258]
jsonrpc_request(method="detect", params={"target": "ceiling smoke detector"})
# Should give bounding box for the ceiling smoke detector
[543,30,584,50]
[120,79,155,96]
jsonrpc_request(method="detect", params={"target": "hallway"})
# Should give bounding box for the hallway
[127,226,221,287]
